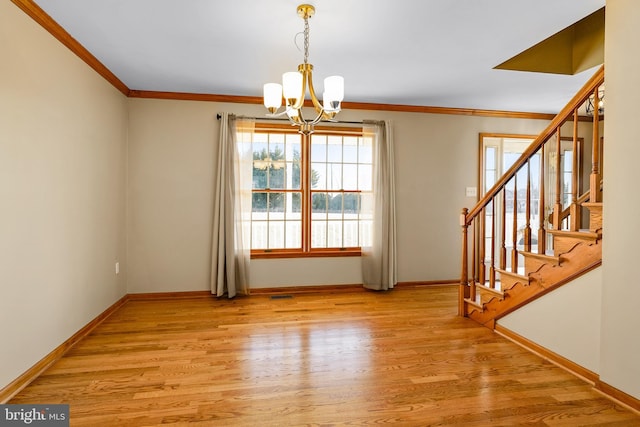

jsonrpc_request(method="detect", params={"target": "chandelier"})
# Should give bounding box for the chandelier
[263,4,344,135]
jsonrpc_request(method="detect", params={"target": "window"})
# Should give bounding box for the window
[249,124,372,257]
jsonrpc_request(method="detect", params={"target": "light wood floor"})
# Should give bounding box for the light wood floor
[10,285,640,426]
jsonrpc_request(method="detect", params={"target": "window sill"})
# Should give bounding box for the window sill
[251,249,362,259]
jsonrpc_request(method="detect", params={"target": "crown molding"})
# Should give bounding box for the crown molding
[11,0,130,96]
[129,90,556,121]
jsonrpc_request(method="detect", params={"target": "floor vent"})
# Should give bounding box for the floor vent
[270,295,293,300]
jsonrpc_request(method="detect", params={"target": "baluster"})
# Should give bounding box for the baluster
[470,217,476,303]
[500,187,507,270]
[489,199,496,289]
[553,127,563,230]
[524,159,532,252]
[538,144,546,254]
[570,109,581,231]
[471,217,477,285]
[479,207,486,287]
[511,175,518,272]
[459,208,469,316]
[590,87,602,203]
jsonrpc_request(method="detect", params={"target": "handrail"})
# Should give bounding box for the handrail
[465,65,605,223]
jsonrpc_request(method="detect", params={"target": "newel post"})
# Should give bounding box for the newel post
[459,208,469,317]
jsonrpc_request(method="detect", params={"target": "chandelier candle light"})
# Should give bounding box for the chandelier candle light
[263,4,344,135]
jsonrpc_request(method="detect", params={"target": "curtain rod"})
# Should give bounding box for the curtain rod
[216,113,364,126]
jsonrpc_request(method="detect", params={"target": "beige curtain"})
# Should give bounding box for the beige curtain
[362,120,397,290]
[211,113,254,297]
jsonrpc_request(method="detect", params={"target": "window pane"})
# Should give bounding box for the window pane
[359,219,372,247]
[270,133,284,151]
[343,220,359,247]
[359,137,372,163]
[343,137,358,163]
[269,165,285,189]
[254,132,268,144]
[344,193,360,214]
[327,221,343,247]
[312,162,326,189]
[268,192,285,213]
[285,221,302,249]
[327,136,342,162]
[252,221,268,249]
[311,221,327,248]
[485,147,496,169]
[285,134,301,161]
[288,193,302,218]
[252,192,268,212]
[312,192,327,216]
[359,164,372,191]
[327,193,343,219]
[343,164,358,190]
[359,193,373,220]
[485,170,495,192]
[327,163,342,190]
[328,193,343,215]
[288,162,301,190]
[253,157,268,189]
[269,221,285,249]
[311,135,327,162]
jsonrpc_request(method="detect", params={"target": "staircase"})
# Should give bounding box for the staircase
[459,66,605,328]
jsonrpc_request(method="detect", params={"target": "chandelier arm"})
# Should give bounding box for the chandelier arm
[297,106,307,124]
[305,66,324,114]
[266,109,292,118]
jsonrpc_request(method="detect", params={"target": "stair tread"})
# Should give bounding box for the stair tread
[547,229,602,239]
[496,268,528,280]
[519,250,560,260]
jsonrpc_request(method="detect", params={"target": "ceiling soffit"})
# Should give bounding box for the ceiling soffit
[495,7,604,75]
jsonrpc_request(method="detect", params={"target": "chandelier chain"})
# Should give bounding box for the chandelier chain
[303,16,310,65]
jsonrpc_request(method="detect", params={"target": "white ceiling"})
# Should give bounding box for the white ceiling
[33,0,605,114]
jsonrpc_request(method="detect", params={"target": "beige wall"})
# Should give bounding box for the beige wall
[127,99,550,292]
[0,2,128,390]
[601,0,640,399]
[498,268,602,373]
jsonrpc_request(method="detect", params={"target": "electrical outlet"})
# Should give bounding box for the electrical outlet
[115,262,120,275]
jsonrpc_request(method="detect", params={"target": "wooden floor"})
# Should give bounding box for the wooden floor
[10,285,640,426]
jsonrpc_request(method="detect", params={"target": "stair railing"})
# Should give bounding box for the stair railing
[459,65,604,316]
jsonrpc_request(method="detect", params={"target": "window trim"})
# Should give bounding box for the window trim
[250,123,366,258]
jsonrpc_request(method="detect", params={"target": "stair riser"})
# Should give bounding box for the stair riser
[589,210,602,232]
[553,239,578,256]
[497,274,529,290]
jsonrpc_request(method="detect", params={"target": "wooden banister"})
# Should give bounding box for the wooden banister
[460,64,605,319]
